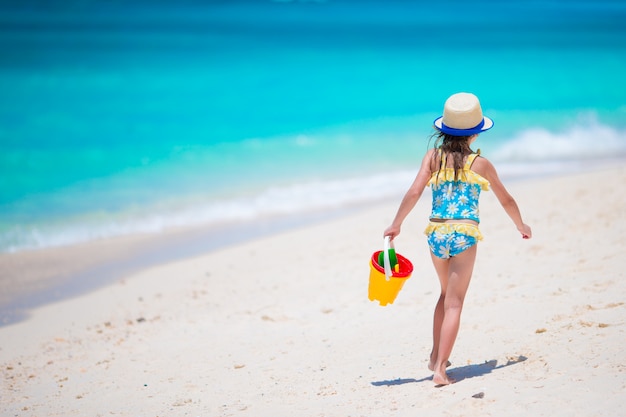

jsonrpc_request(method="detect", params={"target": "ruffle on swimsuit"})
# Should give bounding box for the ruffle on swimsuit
[423,222,483,241]
[427,169,490,191]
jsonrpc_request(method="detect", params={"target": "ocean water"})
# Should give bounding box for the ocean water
[1,0,626,253]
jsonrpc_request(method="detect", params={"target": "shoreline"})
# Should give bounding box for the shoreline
[0,203,368,326]
[1,160,624,326]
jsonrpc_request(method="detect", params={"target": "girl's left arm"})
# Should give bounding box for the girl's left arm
[482,158,532,239]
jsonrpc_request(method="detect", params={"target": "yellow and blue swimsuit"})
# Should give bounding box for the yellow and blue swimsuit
[424,152,490,259]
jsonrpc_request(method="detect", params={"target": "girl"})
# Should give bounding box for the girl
[383,92,532,386]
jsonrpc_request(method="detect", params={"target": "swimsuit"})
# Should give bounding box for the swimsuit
[425,222,482,259]
[424,152,490,259]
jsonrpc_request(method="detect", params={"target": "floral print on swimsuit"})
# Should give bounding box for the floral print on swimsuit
[428,152,490,223]
[424,222,483,259]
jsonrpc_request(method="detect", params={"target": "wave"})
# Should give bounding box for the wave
[0,170,416,253]
[488,116,626,178]
[2,117,625,253]
[491,115,626,162]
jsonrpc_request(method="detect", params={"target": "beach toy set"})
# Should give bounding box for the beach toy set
[368,236,413,306]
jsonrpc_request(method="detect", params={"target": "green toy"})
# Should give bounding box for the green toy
[378,247,398,270]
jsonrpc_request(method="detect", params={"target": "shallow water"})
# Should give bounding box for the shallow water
[1,0,625,252]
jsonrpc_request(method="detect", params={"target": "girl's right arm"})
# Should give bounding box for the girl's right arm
[480,157,532,239]
[384,149,436,241]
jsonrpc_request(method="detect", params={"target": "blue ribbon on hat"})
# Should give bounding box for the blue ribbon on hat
[440,119,485,135]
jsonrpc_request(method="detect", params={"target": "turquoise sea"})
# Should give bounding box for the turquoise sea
[1,0,626,253]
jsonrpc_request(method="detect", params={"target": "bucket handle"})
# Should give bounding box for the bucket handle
[383,236,394,281]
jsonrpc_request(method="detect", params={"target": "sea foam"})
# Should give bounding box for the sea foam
[491,115,626,162]
[2,119,625,253]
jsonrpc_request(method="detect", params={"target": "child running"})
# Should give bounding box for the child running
[383,92,532,386]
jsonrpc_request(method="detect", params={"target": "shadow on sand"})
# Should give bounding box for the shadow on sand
[371,355,528,387]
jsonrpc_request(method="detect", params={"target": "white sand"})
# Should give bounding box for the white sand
[1,166,625,416]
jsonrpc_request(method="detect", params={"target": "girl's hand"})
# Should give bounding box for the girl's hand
[518,224,532,239]
[384,225,401,241]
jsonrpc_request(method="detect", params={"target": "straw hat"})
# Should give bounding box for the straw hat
[433,92,493,136]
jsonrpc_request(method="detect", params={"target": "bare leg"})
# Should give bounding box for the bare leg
[428,273,447,370]
[429,245,477,385]
[428,292,451,371]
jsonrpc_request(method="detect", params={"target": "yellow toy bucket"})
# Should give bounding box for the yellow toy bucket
[368,236,413,306]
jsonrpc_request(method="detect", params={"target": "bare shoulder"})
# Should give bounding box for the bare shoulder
[424,148,438,160]
[424,148,439,172]
[470,154,497,180]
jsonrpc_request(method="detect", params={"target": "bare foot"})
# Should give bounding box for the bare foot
[428,360,451,372]
[433,371,455,386]
[431,360,455,386]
